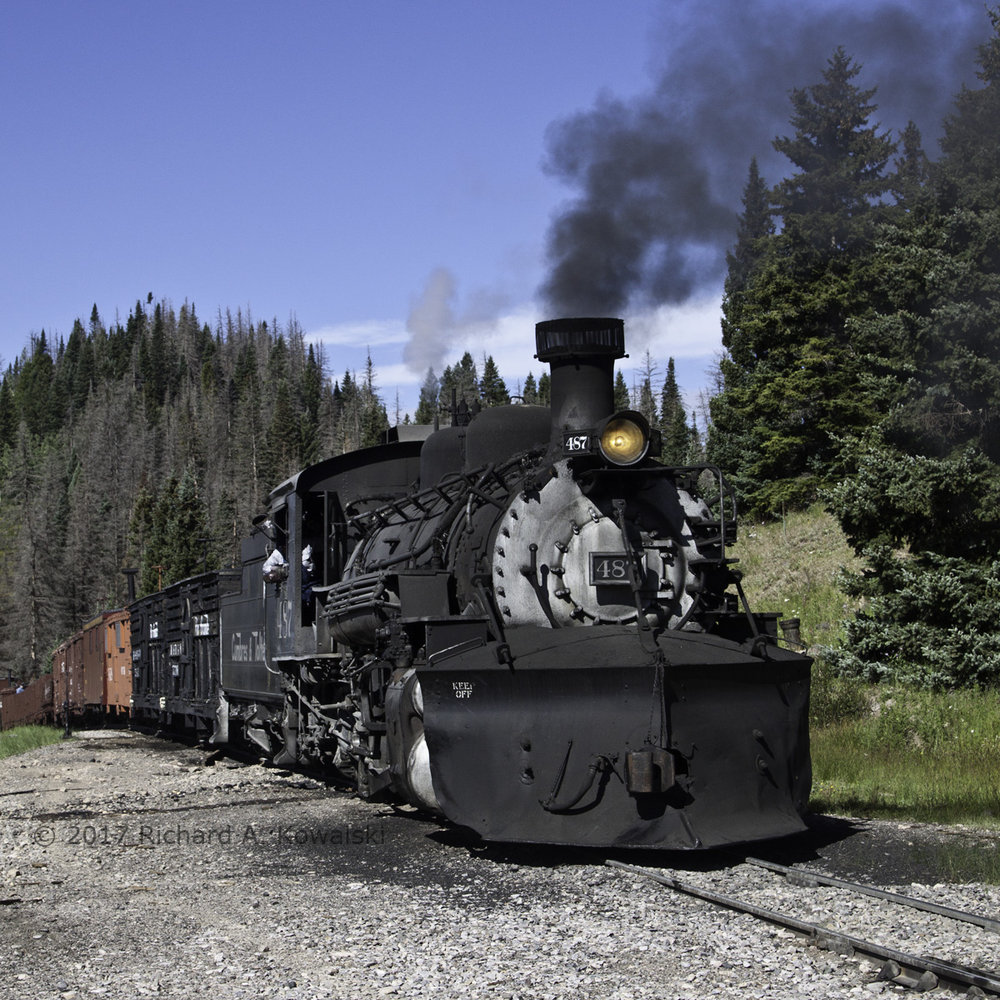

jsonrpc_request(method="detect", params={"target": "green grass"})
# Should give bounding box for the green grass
[735,506,1000,832]
[808,679,1000,828]
[0,725,66,759]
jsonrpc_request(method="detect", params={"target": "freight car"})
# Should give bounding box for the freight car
[129,570,241,738]
[1,610,133,732]
[0,674,54,729]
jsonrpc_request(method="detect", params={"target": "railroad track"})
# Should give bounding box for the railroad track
[609,857,1000,996]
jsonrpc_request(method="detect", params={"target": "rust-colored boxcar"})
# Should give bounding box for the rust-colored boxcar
[101,609,132,716]
[65,618,106,717]
[52,637,83,718]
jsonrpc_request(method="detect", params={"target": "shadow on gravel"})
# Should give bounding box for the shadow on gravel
[425,812,864,875]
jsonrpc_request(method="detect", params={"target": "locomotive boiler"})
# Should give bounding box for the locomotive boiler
[218,317,811,850]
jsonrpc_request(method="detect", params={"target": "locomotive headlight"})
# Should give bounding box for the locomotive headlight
[598,411,650,466]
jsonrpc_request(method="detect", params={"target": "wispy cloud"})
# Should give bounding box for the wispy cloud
[305,318,407,349]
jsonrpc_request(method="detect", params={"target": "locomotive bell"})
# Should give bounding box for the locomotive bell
[535,317,625,451]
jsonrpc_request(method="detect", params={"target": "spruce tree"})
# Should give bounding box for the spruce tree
[660,359,689,464]
[708,49,897,514]
[537,371,551,407]
[359,353,389,448]
[0,377,15,452]
[15,334,60,438]
[613,370,630,411]
[826,13,1000,688]
[724,157,774,313]
[480,356,510,407]
[522,372,538,405]
[170,466,210,581]
[453,352,480,406]
[414,368,440,423]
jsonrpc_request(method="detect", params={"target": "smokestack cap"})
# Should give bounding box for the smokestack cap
[535,317,625,361]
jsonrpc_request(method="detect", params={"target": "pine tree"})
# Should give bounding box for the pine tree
[938,7,1000,211]
[0,426,72,676]
[660,358,689,464]
[708,48,897,514]
[264,379,299,485]
[522,372,538,405]
[142,303,169,413]
[890,122,932,204]
[0,377,15,452]
[825,13,1000,688]
[0,297,352,641]
[142,477,178,594]
[686,412,704,464]
[613,370,630,411]
[537,371,551,407]
[480,356,510,407]
[635,351,660,433]
[15,333,60,438]
[359,353,389,448]
[170,466,210,581]
[453,352,479,406]
[724,157,774,305]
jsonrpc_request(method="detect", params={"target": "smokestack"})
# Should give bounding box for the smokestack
[535,317,625,450]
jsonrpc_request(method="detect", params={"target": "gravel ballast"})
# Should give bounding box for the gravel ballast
[1,730,998,1000]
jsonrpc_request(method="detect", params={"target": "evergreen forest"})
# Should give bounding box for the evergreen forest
[3,14,1000,692]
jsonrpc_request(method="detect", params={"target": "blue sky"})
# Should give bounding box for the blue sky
[1,1,991,420]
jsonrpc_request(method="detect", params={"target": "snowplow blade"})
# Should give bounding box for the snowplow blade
[417,625,811,850]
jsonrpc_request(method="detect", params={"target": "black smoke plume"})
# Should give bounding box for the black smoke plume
[539,0,986,316]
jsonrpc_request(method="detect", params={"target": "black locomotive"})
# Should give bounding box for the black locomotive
[130,317,811,850]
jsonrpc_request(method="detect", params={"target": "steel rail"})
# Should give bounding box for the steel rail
[607,859,1000,996]
[745,856,1000,935]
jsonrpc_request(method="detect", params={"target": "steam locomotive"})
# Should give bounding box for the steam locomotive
[127,317,811,850]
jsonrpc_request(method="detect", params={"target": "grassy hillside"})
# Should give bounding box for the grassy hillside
[732,506,1000,839]
[732,503,863,652]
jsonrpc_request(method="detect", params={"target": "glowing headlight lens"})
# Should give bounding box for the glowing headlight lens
[599,415,649,465]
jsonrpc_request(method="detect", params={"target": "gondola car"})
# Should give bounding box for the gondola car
[0,674,54,729]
